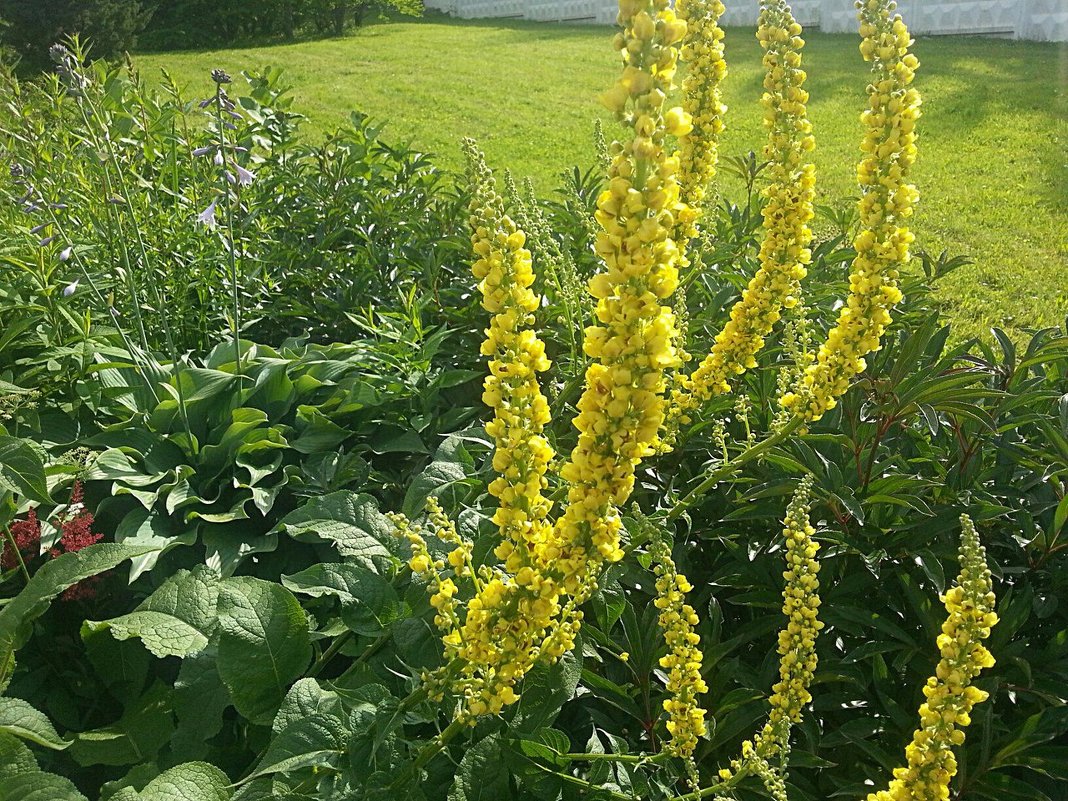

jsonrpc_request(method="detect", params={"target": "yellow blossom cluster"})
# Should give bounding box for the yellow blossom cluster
[650,538,708,758]
[674,0,727,247]
[782,0,920,420]
[867,515,997,801]
[389,511,461,638]
[462,139,555,571]
[544,0,688,596]
[663,0,814,445]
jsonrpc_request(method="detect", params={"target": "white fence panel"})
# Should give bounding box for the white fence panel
[423,0,1068,41]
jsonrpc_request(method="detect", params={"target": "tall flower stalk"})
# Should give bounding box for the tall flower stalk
[781,0,920,420]
[663,0,815,447]
[866,515,997,801]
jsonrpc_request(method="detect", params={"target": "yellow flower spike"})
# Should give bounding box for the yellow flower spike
[674,0,728,248]
[650,537,708,759]
[462,139,555,572]
[866,514,998,801]
[781,0,920,421]
[662,0,814,450]
[541,0,687,601]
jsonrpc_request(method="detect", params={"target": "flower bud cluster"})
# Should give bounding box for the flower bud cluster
[663,0,814,447]
[782,0,920,420]
[462,139,555,571]
[650,538,708,758]
[866,514,998,801]
[674,0,727,247]
[549,0,686,597]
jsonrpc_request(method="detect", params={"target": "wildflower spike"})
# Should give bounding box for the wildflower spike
[781,0,920,420]
[866,514,997,801]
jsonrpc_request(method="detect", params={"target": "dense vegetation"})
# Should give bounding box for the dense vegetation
[1,4,1066,801]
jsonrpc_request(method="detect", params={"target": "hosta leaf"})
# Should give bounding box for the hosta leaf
[114,508,196,581]
[0,698,70,749]
[128,762,232,801]
[0,771,88,801]
[274,491,397,568]
[86,566,220,658]
[216,577,312,725]
[0,543,159,685]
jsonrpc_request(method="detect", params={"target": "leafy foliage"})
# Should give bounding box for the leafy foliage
[0,31,1065,801]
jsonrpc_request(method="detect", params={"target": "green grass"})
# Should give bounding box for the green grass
[135,16,1068,340]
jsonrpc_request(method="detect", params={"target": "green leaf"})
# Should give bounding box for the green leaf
[0,698,70,749]
[448,733,509,801]
[85,566,220,658]
[0,771,88,801]
[0,731,38,779]
[114,508,197,581]
[0,543,159,685]
[510,647,582,733]
[69,682,174,767]
[0,435,51,503]
[131,762,232,801]
[403,458,468,519]
[216,577,312,725]
[282,563,401,636]
[171,651,231,762]
[274,491,397,567]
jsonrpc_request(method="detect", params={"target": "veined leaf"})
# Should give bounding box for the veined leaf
[0,697,71,750]
[216,577,312,725]
[85,566,220,658]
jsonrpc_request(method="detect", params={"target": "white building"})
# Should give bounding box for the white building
[422,0,1068,42]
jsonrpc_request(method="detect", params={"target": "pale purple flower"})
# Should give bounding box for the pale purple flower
[236,165,255,186]
[197,198,218,227]
[63,280,79,297]
[225,171,236,186]
[39,235,55,247]
[30,222,47,234]
[60,246,73,261]
[213,150,224,167]
[192,146,213,157]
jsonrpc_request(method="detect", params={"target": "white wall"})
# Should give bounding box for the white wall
[423,0,1068,42]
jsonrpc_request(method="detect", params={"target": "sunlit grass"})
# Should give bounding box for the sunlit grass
[136,15,1068,340]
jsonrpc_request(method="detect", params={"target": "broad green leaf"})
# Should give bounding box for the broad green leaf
[0,435,51,503]
[0,543,159,685]
[448,733,509,801]
[0,697,70,749]
[282,563,401,635]
[171,651,231,762]
[274,491,397,567]
[0,771,88,801]
[132,761,232,801]
[216,577,312,725]
[0,731,38,778]
[510,648,582,733]
[403,458,468,519]
[69,682,174,767]
[86,566,219,658]
[114,507,196,581]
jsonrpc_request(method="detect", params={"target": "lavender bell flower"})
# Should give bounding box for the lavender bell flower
[192,146,213,157]
[60,246,73,261]
[213,150,225,167]
[39,235,55,247]
[197,198,218,227]
[236,165,255,186]
[63,280,79,297]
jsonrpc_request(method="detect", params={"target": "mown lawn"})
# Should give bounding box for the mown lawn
[136,15,1067,340]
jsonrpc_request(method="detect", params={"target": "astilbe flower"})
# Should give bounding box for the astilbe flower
[866,515,997,801]
[545,0,688,598]
[50,481,104,600]
[650,537,707,759]
[673,0,727,249]
[781,0,920,421]
[2,509,41,571]
[665,0,815,444]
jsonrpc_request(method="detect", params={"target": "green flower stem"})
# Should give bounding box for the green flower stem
[667,415,804,522]
[2,525,32,584]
